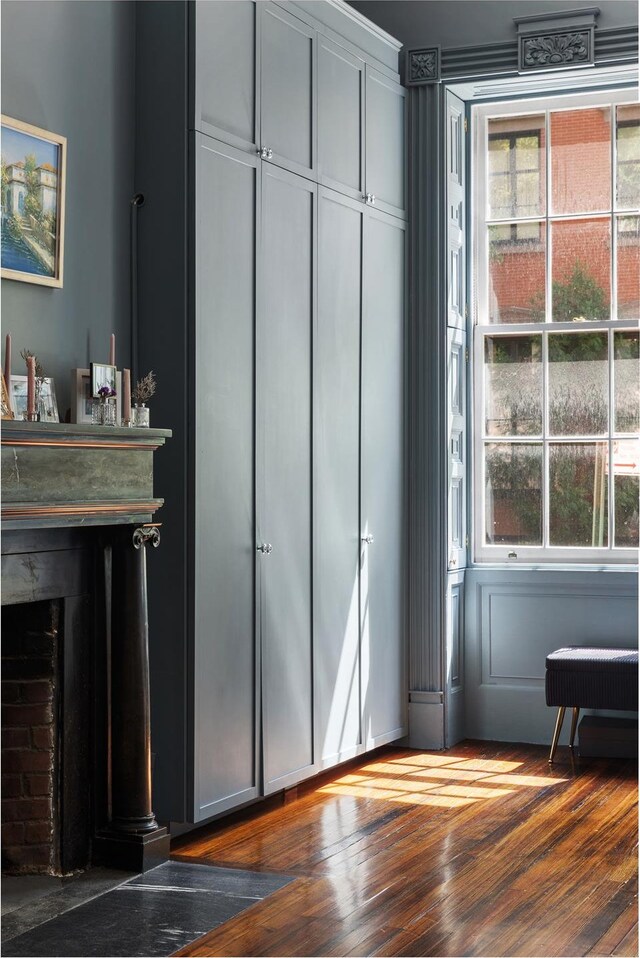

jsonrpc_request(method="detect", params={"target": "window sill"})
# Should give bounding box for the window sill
[467,561,638,574]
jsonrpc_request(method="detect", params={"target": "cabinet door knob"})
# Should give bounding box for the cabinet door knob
[370,194,376,205]
[267,148,273,159]
[257,542,273,554]
[363,193,376,205]
[362,534,374,545]
[258,146,272,160]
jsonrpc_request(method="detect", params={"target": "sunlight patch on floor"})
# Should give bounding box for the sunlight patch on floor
[318,752,567,808]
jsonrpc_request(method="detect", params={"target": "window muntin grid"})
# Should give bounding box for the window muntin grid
[473,89,639,563]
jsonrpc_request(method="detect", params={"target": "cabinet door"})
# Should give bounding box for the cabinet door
[260,3,315,180]
[318,38,364,201]
[365,66,406,219]
[194,136,259,821]
[315,188,363,769]
[259,164,316,793]
[194,0,258,152]
[361,208,406,747]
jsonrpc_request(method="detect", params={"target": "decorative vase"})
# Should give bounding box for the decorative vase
[92,399,117,426]
[132,403,150,428]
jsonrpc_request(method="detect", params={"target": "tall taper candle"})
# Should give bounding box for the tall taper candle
[109,333,116,367]
[4,334,11,413]
[27,356,36,417]
[123,368,131,424]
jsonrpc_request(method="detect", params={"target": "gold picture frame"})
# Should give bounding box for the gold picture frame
[1,115,67,288]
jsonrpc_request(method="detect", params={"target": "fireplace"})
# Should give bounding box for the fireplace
[1,420,171,874]
[1,595,91,876]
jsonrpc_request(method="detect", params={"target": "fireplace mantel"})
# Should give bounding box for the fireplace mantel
[1,420,172,873]
[1,421,171,530]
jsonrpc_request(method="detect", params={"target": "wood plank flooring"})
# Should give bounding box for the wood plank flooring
[172,741,638,957]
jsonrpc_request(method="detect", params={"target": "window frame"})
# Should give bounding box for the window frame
[472,88,639,565]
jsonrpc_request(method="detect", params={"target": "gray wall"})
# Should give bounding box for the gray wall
[1,0,135,416]
[348,1,638,51]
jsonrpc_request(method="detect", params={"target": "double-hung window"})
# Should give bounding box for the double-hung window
[473,90,639,563]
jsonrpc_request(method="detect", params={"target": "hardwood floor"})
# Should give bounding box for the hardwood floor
[172,741,638,957]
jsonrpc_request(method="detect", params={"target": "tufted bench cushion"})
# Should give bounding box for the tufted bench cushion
[545,647,638,762]
[545,647,638,712]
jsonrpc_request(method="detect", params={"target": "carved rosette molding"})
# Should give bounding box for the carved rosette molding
[406,46,441,85]
[522,29,593,70]
[514,7,598,73]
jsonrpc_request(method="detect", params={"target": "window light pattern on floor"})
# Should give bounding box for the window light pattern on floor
[319,754,566,808]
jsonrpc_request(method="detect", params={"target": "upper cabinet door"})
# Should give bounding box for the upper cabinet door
[194,0,258,152]
[365,66,406,219]
[260,3,316,180]
[318,38,365,201]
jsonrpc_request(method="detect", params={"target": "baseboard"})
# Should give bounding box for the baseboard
[407,700,445,749]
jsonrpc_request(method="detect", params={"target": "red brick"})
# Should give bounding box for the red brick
[2,844,51,869]
[2,751,52,774]
[2,704,53,728]
[21,681,54,704]
[2,797,51,822]
[1,682,22,704]
[31,726,54,750]
[1,775,23,798]
[25,821,52,844]
[1,822,25,845]
[1,727,30,750]
[24,774,51,797]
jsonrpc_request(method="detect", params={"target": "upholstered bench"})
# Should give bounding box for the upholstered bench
[545,647,638,763]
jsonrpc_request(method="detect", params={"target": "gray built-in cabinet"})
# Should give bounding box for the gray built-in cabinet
[136,0,406,824]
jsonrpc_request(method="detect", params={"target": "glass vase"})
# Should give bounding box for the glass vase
[132,403,150,428]
[92,399,117,426]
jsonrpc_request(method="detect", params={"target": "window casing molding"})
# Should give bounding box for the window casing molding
[472,87,639,565]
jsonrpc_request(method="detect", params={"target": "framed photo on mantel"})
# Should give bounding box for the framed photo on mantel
[1,115,67,288]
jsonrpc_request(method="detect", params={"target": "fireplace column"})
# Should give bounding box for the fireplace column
[93,525,170,871]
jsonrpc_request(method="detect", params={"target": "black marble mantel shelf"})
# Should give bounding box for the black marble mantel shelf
[1,421,171,530]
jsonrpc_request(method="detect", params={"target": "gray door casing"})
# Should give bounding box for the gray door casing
[259,163,317,793]
[361,206,407,747]
[260,2,316,180]
[193,135,260,821]
[365,65,406,219]
[318,37,365,201]
[315,187,364,768]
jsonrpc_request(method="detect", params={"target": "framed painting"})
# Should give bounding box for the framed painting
[1,115,67,288]
[71,368,122,425]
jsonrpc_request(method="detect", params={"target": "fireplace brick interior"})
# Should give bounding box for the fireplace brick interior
[1,601,59,874]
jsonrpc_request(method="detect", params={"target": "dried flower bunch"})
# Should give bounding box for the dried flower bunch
[132,370,157,404]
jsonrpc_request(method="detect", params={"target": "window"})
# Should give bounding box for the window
[473,90,639,562]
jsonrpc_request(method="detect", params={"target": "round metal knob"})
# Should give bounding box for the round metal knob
[259,146,272,160]
[257,543,273,554]
[370,194,376,205]
[362,534,374,545]
[267,148,273,159]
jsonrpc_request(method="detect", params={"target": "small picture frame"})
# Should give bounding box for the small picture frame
[90,362,117,398]
[1,374,14,419]
[72,368,122,424]
[10,375,59,422]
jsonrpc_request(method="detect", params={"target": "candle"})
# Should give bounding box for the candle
[123,368,131,424]
[27,356,35,418]
[3,333,11,414]
[109,333,116,367]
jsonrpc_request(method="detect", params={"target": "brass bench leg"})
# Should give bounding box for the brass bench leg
[549,706,566,764]
[569,707,580,749]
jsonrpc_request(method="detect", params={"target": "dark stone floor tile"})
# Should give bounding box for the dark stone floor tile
[131,860,294,898]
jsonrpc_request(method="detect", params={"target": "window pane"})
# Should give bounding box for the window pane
[551,108,611,215]
[551,218,610,321]
[616,104,640,210]
[613,441,639,547]
[489,223,545,323]
[484,336,542,436]
[485,443,542,545]
[548,333,608,436]
[617,216,640,320]
[488,116,545,219]
[549,443,608,546]
[614,331,640,433]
